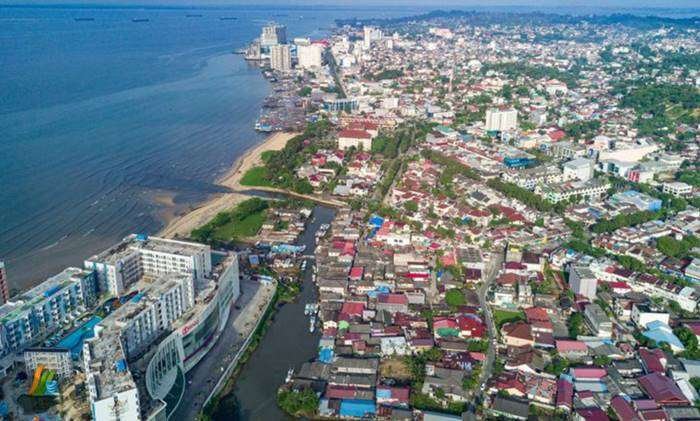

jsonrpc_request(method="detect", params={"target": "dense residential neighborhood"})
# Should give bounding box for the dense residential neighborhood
[0,7,698,421]
[263,10,700,421]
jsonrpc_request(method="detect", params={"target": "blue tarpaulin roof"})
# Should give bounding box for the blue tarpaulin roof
[369,215,384,228]
[643,321,685,350]
[319,348,333,363]
[367,286,390,298]
[339,399,376,418]
[271,244,305,254]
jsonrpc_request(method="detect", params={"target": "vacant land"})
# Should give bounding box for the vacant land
[379,358,412,380]
[493,309,525,328]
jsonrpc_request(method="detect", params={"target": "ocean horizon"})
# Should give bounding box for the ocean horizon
[0,3,697,293]
[0,4,422,292]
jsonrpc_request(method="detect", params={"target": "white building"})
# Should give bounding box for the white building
[107,273,194,358]
[24,347,72,378]
[631,303,670,328]
[84,326,142,421]
[663,181,693,198]
[85,234,211,297]
[569,265,597,300]
[563,158,594,182]
[598,141,658,163]
[485,108,518,132]
[297,44,323,70]
[269,44,292,72]
[363,26,382,50]
[536,179,610,203]
[260,22,286,47]
[337,129,373,150]
[85,247,240,420]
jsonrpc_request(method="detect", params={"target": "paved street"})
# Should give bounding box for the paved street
[171,277,274,420]
[475,247,505,404]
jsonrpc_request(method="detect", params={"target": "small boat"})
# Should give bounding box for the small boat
[301,260,307,271]
[220,17,238,20]
[186,14,203,18]
[309,315,316,333]
[285,367,294,383]
[132,18,150,23]
[74,17,95,21]
[304,303,312,316]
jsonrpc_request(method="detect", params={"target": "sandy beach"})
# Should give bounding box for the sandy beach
[159,131,299,239]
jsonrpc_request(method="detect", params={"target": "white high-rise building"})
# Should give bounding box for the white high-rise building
[363,26,382,50]
[84,326,142,421]
[270,44,292,72]
[485,108,518,132]
[260,23,286,47]
[297,44,323,69]
[569,265,597,300]
[85,234,211,297]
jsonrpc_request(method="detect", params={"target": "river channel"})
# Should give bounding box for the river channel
[213,204,335,420]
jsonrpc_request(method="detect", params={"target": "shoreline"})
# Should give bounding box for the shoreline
[159,131,300,239]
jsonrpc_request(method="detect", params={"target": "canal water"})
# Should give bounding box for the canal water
[214,204,335,420]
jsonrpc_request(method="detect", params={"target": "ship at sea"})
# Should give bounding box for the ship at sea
[220,17,238,21]
[132,18,150,23]
[74,17,95,22]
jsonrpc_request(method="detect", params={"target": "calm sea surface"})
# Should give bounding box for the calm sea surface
[0,5,417,290]
[0,4,696,291]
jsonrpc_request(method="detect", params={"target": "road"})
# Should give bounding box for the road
[171,278,273,420]
[474,246,505,406]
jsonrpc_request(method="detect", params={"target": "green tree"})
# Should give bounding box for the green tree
[568,312,585,338]
[277,388,319,417]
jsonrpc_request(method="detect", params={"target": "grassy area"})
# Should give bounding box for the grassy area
[212,211,266,241]
[239,166,274,187]
[445,289,466,308]
[493,309,525,328]
[191,198,269,245]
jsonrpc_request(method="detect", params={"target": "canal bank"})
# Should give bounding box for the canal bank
[206,205,335,421]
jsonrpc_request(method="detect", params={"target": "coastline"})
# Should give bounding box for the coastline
[159,131,299,239]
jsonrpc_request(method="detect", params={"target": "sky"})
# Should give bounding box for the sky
[2,0,700,8]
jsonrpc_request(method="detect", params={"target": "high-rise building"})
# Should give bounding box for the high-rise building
[485,108,518,132]
[0,261,9,304]
[363,26,382,50]
[84,234,211,297]
[297,43,324,70]
[270,44,292,72]
[569,265,597,300]
[84,326,141,421]
[0,267,99,357]
[84,242,240,420]
[260,22,286,47]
